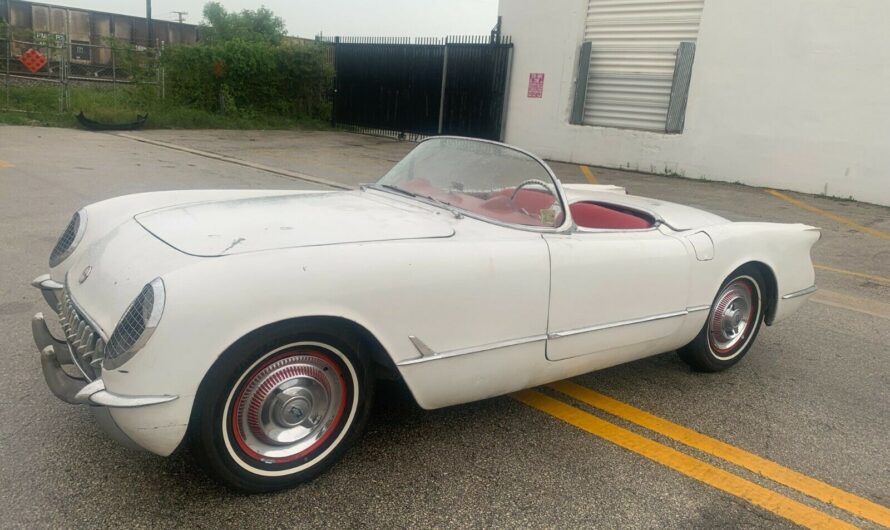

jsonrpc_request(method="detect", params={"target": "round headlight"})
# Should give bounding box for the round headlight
[103,278,165,370]
[49,209,87,267]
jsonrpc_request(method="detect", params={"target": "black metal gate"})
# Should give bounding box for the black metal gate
[330,35,512,141]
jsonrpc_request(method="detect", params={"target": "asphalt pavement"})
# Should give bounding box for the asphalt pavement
[0,126,887,529]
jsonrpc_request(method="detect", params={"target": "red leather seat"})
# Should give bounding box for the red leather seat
[569,202,652,230]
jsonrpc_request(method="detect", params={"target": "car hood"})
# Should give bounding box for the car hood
[135,191,455,257]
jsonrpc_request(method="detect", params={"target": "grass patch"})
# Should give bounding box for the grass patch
[0,84,329,130]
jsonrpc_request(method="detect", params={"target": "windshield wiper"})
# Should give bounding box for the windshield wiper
[376,184,418,198]
[373,183,464,219]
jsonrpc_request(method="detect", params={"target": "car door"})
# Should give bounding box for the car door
[543,227,692,361]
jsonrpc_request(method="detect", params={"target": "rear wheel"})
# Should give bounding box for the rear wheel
[190,325,373,492]
[678,267,765,372]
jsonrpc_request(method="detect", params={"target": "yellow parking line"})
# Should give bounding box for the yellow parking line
[766,189,890,241]
[811,288,890,321]
[550,381,890,528]
[580,165,598,184]
[512,390,855,529]
[0,159,15,168]
[815,264,890,286]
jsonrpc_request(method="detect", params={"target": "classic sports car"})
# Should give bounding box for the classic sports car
[30,137,819,491]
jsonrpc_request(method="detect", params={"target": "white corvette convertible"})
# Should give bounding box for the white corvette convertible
[31,137,819,491]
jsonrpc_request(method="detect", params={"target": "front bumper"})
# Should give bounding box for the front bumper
[31,274,178,448]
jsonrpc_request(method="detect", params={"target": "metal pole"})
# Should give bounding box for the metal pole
[58,38,64,112]
[437,39,448,135]
[146,0,153,47]
[498,45,513,142]
[111,44,117,107]
[157,44,163,101]
[4,6,10,111]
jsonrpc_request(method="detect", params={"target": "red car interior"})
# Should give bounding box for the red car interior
[397,178,653,230]
[569,202,653,230]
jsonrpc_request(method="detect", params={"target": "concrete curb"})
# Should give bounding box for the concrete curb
[112,132,354,190]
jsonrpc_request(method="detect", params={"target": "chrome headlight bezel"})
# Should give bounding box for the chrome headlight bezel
[103,278,166,370]
[49,209,88,268]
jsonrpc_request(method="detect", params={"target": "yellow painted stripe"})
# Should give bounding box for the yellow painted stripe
[580,165,598,184]
[766,189,890,241]
[815,264,890,286]
[811,288,890,321]
[550,381,890,528]
[513,390,855,529]
[0,159,15,168]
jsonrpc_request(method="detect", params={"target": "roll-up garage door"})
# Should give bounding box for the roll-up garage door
[583,0,704,131]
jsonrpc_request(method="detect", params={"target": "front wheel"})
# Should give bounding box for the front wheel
[190,325,373,492]
[678,267,765,372]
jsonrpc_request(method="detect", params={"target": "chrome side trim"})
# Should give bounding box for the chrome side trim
[547,309,689,339]
[398,334,547,366]
[400,306,705,366]
[781,285,817,300]
[408,335,435,357]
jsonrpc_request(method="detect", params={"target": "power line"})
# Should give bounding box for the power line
[171,11,188,24]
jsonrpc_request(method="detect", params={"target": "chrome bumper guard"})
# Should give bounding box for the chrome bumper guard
[31,275,177,408]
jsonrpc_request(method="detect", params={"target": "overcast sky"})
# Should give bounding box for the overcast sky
[43,0,500,39]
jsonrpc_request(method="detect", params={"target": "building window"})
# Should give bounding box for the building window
[571,0,705,133]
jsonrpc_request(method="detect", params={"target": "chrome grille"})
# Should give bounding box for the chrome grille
[50,214,80,267]
[105,284,153,361]
[59,288,106,380]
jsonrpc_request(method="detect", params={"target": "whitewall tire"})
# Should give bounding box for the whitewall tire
[190,323,373,492]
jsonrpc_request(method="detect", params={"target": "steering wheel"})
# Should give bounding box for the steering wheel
[510,179,554,201]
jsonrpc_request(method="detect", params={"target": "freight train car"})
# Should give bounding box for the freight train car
[1,0,198,79]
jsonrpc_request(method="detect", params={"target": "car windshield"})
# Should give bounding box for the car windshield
[374,137,564,228]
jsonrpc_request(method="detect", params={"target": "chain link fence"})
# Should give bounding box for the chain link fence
[1,28,162,114]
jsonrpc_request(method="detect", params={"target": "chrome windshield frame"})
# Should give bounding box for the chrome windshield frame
[372,136,575,234]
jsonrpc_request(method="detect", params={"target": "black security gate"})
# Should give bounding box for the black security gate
[329,34,513,141]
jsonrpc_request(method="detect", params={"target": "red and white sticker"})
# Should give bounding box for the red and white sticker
[527,73,545,98]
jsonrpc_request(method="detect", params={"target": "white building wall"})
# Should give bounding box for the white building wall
[498,0,890,206]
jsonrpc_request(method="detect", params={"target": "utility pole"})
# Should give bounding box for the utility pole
[146,0,153,47]
[172,11,188,24]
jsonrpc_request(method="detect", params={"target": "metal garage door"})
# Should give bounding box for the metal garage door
[583,0,704,131]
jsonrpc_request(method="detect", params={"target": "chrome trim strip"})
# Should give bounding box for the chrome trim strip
[408,335,435,357]
[547,310,689,340]
[400,306,705,366]
[781,285,817,300]
[398,334,548,366]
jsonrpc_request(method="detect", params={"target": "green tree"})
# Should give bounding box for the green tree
[201,2,286,45]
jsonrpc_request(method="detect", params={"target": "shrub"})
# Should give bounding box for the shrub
[162,39,332,120]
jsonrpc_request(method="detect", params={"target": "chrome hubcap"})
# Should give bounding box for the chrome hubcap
[709,280,756,357]
[233,352,344,463]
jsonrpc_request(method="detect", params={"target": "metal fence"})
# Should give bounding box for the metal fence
[1,30,161,113]
[326,34,513,141]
